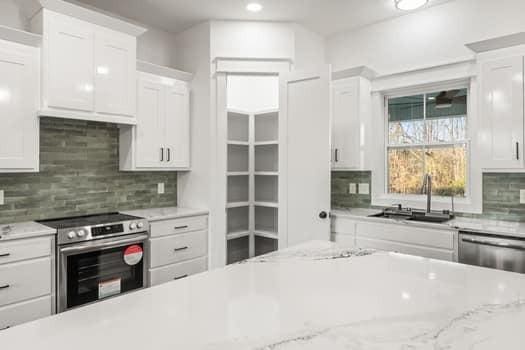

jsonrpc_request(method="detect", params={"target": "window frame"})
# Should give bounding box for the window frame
[383,84,471,200]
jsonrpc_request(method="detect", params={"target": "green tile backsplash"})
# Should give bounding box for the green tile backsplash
[332,171,525,222]
[0,117,177,224]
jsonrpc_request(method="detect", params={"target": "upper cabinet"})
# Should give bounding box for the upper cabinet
[31,8,144,124]
[120,71,191,171]
[331,76,372,170]
[479,56,524,169]
[0,38,40,172]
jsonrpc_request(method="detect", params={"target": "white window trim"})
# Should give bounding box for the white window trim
[371,78,482,214]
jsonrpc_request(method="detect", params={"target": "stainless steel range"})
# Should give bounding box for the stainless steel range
[38,213,149,312]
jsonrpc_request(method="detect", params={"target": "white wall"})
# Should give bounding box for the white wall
[0,0,29,30]
[327,0,525,74]
[293,24,325,71]
[210,20,295,60]
[227,75,279,112]
[137,26,177,68]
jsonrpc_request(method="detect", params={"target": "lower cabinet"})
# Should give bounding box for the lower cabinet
[148,215,208,287]
[331,215,458,261]
[0,235,54,330]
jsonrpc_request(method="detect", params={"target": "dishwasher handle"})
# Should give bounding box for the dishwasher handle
[461,237,525,251]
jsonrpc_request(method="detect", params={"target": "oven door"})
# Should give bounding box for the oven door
[58,233,148,312]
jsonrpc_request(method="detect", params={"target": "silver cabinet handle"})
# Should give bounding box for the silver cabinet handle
[0,284,10,290]
[0,253,10,258]
[173,246,188,252]
[174,225,188,230]
[335,148,339,162]
[517,142,520,160]
[173,274,188,280]
[461,237,525,250]
[167,148,171,162]
[160,147,164,162]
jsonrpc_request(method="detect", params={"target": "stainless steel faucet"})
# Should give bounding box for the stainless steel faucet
[420,173,432,213]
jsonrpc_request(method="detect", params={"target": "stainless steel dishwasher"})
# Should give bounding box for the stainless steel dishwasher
[459,230,525,273]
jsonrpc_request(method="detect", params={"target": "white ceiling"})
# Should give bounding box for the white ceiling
[69,0,455,37]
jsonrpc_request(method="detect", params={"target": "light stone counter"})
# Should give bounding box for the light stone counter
[2,240,525,349]
[0,221,56,241]
[122,206,208,222]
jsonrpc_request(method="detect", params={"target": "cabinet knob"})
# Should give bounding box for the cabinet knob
[319,211,328,219]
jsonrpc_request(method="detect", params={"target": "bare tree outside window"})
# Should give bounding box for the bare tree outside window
[387,89,467,197]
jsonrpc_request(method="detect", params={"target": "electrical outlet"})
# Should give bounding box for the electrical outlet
[0,190,3,205]
[348,183,357,194]
[157,183,165,194]
[359,183,370,195]
[520,189,525,204]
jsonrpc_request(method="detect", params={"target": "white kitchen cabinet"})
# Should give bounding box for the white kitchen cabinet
[331,76,371,170]
[479,56,524,169]
[94,28,136,116]
[331,215,457,262]
[148,214,209,287]
[120,72,191,171]
[32,9,145,124]
[0,39,39,173]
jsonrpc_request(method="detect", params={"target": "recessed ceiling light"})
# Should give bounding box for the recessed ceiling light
[246,2,263,12]
[395,0,428,10]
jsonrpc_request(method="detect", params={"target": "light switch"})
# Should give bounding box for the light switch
[520,189,525,204]
[359,183,370,195]
[0,190,3,205]
[348,183,357,194]
[157,183,165,194]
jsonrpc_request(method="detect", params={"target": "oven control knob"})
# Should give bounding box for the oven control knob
[137,222,144,229]
[77,230,85,237]
[67,231,76,239]
[129,222,137,230]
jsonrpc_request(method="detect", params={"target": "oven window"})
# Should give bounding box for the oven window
[66,243,144,309]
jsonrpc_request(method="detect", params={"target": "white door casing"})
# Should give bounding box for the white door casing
[279,67,332,247]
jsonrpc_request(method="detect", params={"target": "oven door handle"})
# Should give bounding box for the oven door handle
[461,237,525,250]
[59,234,148,254]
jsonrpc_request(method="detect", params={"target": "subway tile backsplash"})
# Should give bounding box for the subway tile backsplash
[0,117,177,224]
[332,171,525,222]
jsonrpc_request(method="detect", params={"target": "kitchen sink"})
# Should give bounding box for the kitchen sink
[368,209,453,224]
[405,214,452,224]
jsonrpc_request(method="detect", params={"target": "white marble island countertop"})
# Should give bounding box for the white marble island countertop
[2,241,525,349]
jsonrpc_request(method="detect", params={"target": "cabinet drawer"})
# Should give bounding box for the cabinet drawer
[331,217,356,235]
[150,230,207,268]
[0,237,51,265]
[0,258,51,307]
[355,222,454,249]
[356,237,454,261]
[0,296,52,330]
[150,215,208,238]
[149,256,207,287]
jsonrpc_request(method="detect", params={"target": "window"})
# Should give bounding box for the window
[387,88,468,197]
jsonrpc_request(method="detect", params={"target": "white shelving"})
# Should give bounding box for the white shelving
[226,109,280,263]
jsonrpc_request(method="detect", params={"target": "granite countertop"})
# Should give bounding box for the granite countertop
[121,207,208,222]
[2,240,525,349]
[332,208,525,238]
[0,221,56,241]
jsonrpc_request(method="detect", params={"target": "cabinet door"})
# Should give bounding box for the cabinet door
[135,80,164,168]
[164,84,190,168]
[46,12,94,111]
[94,28,136,116]
[0,41,38,171]
[480,56,524,169]
[332,80,360,169]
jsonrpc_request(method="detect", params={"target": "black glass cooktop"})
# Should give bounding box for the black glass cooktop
[37,213,141,229]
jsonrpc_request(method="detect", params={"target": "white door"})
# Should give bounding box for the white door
[0,41,39,171]
[332,79,360,169]
[164,84,190,168]
[135,79,163,168]
[94,28,136,116]
[279,67,332,247]
[480,56,524,169]
[47,12,94,111]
